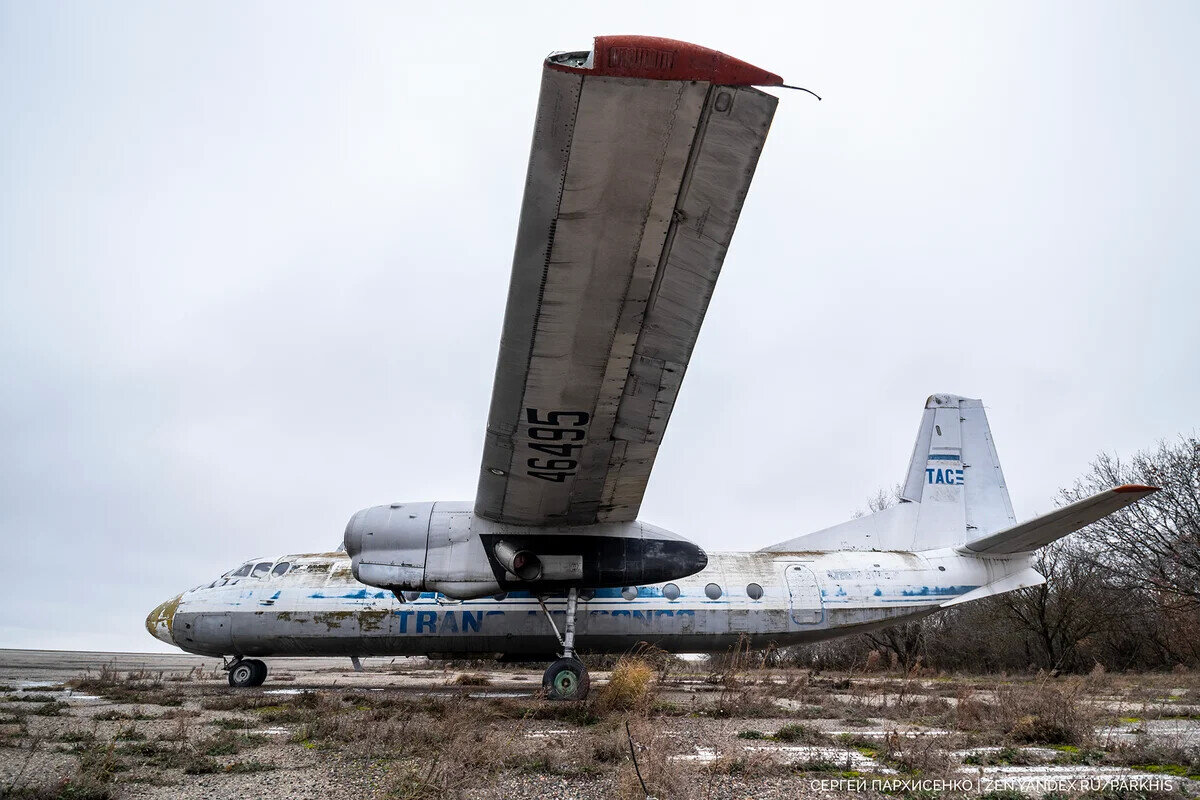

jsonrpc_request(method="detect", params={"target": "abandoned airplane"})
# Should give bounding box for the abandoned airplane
[146,36,1156,699]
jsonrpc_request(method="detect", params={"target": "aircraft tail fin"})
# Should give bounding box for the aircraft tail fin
[957,484,1158,556]
[763,393,1019,553]
[902,393,1017,550]
[763,394,1161,555]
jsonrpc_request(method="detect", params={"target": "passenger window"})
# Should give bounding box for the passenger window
[251,562,272,578]
[231,563,253,578]
[271,562,291,577]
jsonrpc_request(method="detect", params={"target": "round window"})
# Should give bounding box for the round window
[662,583,680,601]
[402,591,422,602]
[746,583,763,600]
[492,592,508,602]
[704,583,723,600]
[621,586,639,601]
[579,588,596,601]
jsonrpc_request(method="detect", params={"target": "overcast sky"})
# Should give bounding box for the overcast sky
[2,2,1197,653]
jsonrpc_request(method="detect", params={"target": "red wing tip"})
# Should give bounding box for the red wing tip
[547,35,783,86]
[1113,484,1160,494]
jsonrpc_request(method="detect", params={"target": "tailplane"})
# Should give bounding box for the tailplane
[957,484,1157,555]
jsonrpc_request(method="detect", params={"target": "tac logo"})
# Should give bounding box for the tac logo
[926,468,964,486]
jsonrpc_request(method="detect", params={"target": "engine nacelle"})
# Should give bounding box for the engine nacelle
[343,501,707,600]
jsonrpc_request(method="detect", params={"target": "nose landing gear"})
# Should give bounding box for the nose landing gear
[538,587,589,701]
[226,657,267,688]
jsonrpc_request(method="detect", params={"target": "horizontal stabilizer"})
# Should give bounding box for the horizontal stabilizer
[958,485,1158,556]
[940,566,1046,607]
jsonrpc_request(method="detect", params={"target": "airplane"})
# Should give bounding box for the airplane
[146,35,1156,699]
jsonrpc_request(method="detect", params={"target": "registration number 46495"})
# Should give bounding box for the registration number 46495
[524,408,590,482]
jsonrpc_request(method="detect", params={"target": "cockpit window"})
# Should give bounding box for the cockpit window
[251,562,272,579]
[271,562,291,577]
[231,563,253,578]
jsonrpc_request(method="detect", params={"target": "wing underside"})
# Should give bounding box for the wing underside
[475,36,781,526]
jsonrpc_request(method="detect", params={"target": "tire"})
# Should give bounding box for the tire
[542,657,589,701]
[228,660,257,688]
[246,659,267,687]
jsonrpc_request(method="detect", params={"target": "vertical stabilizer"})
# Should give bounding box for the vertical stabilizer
[902,394,1016,550]
[762,393,1018,554]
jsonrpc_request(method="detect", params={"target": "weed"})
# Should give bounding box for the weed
[773,723,828,743]
[200,695,277,712]
[114,725,143,741]
[450,673,491,686]
[182,755,222,774]
[591,658,655,716]
[208,717,257,730]
[33,702,70,717]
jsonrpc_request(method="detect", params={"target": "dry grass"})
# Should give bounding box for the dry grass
[449,673,491,687]
[68,666,184,707]
[12,660,1200,798]
[616,720,695,800]
[590,657,655,716]
[954,680,1096,745]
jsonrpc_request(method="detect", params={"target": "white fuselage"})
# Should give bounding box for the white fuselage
[147,548,1033,659]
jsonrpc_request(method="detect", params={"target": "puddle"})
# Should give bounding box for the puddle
[468,691,532,699]
[971,764,1151,791]
[1098,718,1200,745]
[62,692,100,702]
[263,727,290,735]
[525,729,571,738]
[745,744,890,771]
[5,686,100,702]
[673,746,719,763]
[953,746,1059,760]
[821,727,952,737]
[263,689,303,696]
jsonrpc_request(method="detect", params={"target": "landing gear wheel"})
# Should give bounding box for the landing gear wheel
[543,657,589,701]
[247,659,267,686]
[228,659,267,688]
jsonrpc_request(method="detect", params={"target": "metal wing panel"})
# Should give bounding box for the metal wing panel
[476,60,778,526]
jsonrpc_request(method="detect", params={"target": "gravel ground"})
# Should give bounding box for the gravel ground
[1,650,1198,799]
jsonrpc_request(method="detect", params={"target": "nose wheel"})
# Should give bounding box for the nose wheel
[537,588,590,701]
[227,658,267,688]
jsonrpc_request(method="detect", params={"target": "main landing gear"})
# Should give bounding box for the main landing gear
[538,587,590,701]
[226,657,267,688]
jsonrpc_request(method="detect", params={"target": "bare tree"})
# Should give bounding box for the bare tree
[994,540,1117,671]
[864,619,928,671]
[1067,436,1200,607]
[852,483,904,519]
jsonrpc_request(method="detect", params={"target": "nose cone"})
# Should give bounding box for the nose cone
[145,595,181,646]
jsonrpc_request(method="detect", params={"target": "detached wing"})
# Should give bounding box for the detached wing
[475,36,782,526]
